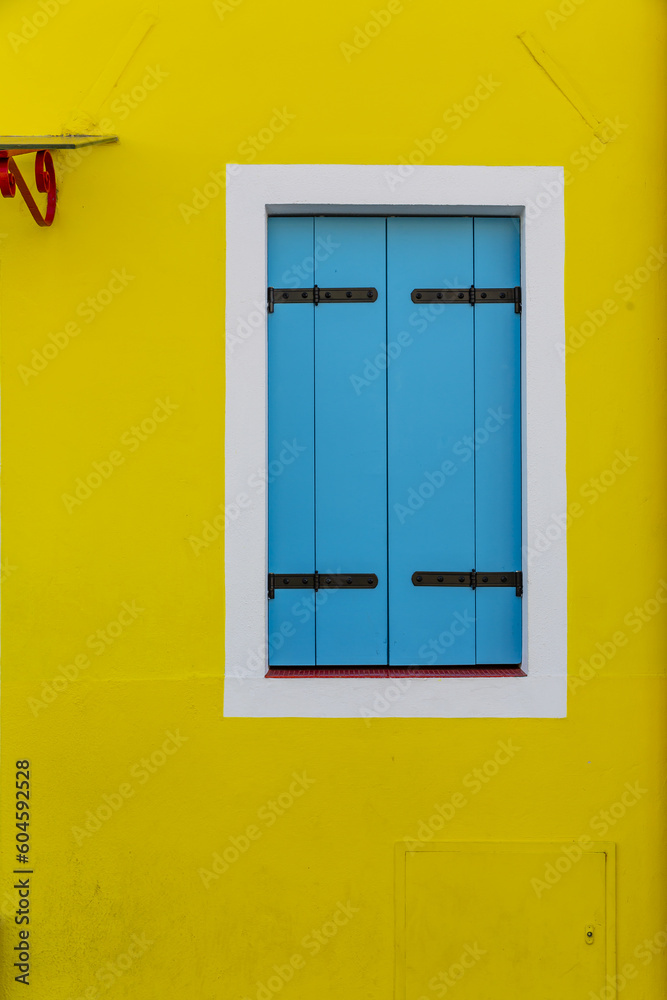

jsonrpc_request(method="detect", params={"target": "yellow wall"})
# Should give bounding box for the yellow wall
[1,0,666,996]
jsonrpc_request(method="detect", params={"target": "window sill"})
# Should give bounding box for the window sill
[265,666,526,678]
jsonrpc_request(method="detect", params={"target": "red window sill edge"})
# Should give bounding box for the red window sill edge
[265,666,526,678]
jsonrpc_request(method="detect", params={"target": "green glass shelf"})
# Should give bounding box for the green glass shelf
[0,135,118,153]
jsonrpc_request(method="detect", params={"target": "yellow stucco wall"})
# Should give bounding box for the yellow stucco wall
[1,0,666,996]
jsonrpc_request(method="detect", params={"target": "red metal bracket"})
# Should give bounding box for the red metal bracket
[0,149,56,227]
[0,136,116,228]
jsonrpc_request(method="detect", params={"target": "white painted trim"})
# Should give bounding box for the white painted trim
[224,165,566,718]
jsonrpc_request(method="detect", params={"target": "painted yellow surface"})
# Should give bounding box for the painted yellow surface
[0,0,665,997]
[398,843,612,998]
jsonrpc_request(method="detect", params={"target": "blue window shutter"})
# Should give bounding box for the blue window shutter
[387,218,476,666]
[267,217,316,666]
[268,216,521,669]
[313,218,388,665]
[473,218,522,664]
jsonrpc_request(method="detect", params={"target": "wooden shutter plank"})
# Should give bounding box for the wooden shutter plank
[314,217,388,665]
[387,218,475,666]
[473,217,522,665]
[267,217,316,666]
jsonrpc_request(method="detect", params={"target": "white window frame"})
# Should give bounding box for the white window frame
[224,164,566,718]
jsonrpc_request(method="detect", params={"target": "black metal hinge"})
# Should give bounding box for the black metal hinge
[412,570,523,597]
[411,286,522,314]
[267,285,378,313]
[268,572,378,599]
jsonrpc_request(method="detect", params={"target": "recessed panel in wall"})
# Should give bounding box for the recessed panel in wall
[396,842,614,1000]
